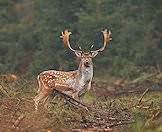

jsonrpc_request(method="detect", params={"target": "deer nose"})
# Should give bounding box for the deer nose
[84,61,90,67]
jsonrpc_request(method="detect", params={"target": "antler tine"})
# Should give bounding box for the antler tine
[60,30,76,52]
[78,46,82,50]
[90,44,94,49]
[93,29,112,52]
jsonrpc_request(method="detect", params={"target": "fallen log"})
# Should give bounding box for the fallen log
[53,89,90,111]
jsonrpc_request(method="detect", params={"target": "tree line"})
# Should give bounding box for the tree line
[0,0,162,79]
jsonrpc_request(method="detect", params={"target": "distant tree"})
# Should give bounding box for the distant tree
[77,0,162,79]
[28,0,86,74]
[0,0,162,79]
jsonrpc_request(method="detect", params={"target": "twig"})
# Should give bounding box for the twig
[148,101,153,109]
[137,88,149,106]
[19,97,33,103]
[54,90,90,111]
[144,110,160,126]
[0,84,10,97]
[12,114,25,128]
[109,100,115,107]
[150,110,160,121]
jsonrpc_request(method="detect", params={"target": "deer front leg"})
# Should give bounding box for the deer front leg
[72,91,79,99]
[87,80,92,91]
[78,88,87,103]
[78,80,92,102]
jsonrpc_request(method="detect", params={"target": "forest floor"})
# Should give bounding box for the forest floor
[0,73,162,132]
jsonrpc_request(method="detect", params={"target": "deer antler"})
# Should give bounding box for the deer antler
[93,29,112,52]
[60,30,76,52]
[60,29,111,53]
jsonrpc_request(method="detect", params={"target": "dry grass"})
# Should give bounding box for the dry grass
[0,76,162,132]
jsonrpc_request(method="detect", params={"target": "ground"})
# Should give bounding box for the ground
[0,74,162,132]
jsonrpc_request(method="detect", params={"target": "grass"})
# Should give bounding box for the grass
[0,77,162,132]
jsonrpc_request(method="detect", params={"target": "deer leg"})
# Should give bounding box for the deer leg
[37,75,42,93]
[34,92,48,111]
[79,81,92,102]
[43,96,51,109]
[44,90,60,108]
[78,93,85,103]
[78,88,87,103]
[44,92,58,109]
[52,90,59,100]
[87,80,92,91]
[72,91,80,100]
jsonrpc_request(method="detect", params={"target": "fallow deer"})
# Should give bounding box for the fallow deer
[34,29,112,111]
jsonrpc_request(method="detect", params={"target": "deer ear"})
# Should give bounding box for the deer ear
[75,51,82,57]
[91,51,98,58]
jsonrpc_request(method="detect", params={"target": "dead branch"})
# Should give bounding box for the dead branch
[54,90,90,111]
[144,110,160,126]
[148,101,154,109]
[150,110,161,121]
[12,114,25,128]
[0,84,10,97]
[20,97,33,103]
[109,100,115,107]
[137,88,149,106]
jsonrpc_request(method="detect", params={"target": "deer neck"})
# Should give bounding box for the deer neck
[76,61,93,87]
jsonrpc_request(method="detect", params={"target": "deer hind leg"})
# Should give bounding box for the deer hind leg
[37,75,42,93]
[40,90,58,110]
[42,96,50,109]
[34,92,49,111]
[43,94,55,109]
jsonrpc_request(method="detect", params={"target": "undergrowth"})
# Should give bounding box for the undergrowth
[0,77,162,132]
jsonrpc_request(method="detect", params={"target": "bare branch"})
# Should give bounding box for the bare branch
[137,88,149,106]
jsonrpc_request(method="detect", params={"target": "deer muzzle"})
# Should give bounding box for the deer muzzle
[84,62,90,67]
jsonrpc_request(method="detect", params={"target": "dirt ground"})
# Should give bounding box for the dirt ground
[0,74,162,132]
[0,97,133,132]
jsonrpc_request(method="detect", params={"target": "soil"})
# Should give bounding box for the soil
[0,95,134,132]
[0,73,162,132]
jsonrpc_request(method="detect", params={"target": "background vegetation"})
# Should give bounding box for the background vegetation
[0,0,162,79]
[0,1,162,131]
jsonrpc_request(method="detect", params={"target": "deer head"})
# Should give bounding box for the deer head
[60,29,112,68]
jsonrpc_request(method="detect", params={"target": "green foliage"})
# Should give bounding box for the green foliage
[0,0,162,79]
